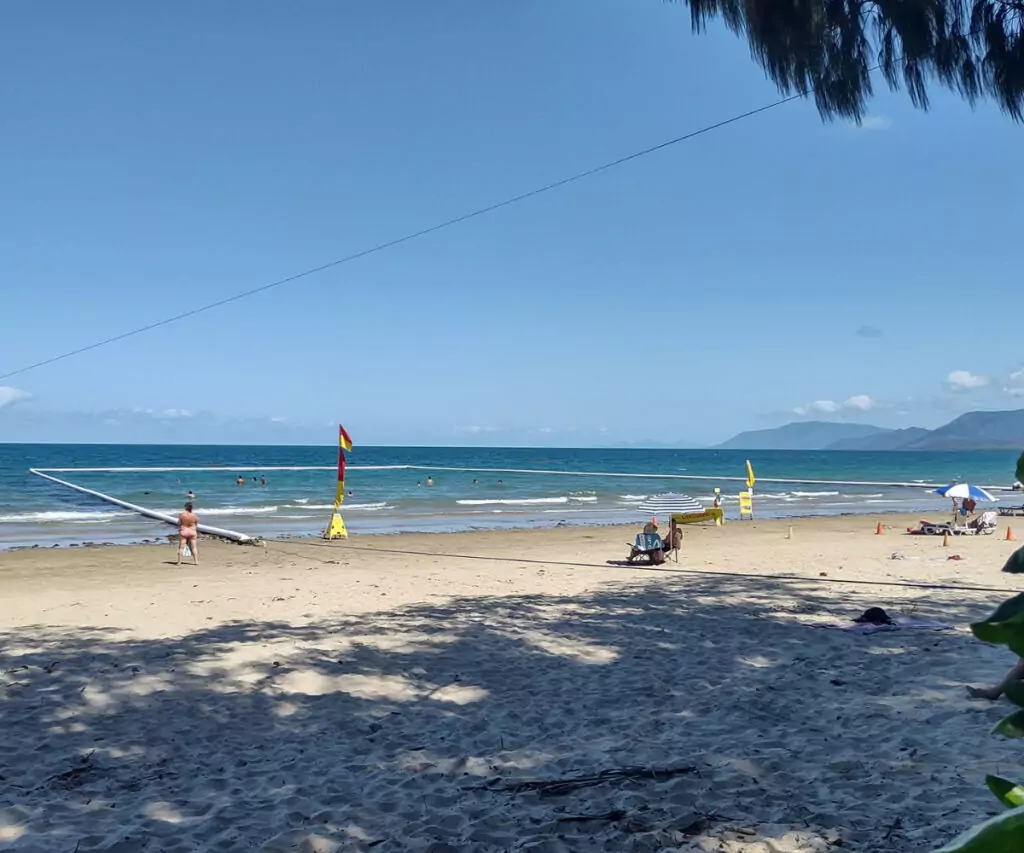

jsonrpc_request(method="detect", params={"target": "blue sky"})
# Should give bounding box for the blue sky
[1,0,1021,447]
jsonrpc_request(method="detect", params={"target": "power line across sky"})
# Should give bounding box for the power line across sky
[0,92,803,382]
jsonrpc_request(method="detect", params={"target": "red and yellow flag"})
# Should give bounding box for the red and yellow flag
[334,425,353,507]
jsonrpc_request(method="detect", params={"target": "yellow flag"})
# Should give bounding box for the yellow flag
[745,459,755,489]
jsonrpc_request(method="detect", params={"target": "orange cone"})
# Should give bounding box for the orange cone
[1007,527,1015,542]
[876,522,884,535]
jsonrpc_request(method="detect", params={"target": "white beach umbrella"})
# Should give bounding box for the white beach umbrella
[637,493,704,517]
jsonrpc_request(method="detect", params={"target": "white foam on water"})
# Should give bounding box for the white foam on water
[195,505,279,517]
[569,495,598,503]
[791,491,840,498]
[456,497,569,506]
[619,495,647,501]
[0,510,135,524]
[284,501,389,511]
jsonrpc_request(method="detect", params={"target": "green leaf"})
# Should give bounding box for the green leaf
[976,593,1024,629]
[1015,452,1024,488]
[987,775,1024,808]
[1003,546,1024,575]
[933,805,1024,852]
[1005,680,1024,709]
[972,611,1024,657]
[993,710,1024,738]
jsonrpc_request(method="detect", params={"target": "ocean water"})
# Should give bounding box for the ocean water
[0,444,1019,549]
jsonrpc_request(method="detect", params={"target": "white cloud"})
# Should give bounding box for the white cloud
[858,115,893,131]
[793,400,840,416]
[1004,368,1024,398]
[947,370,989,391]
[843,394,876,411]
[130,406,192,419]
[794,395,877,416]
[270,416,290,424]
[455,425,498,435]
[0,387,31,409]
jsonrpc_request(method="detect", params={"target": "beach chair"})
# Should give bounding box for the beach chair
[998,504,1024,517]
[911,513,997,536]
[911,520,968,536]
[969,511,999,534]
[628,533,666,564]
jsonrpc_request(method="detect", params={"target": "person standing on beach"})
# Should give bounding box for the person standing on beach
[177,502,199,566]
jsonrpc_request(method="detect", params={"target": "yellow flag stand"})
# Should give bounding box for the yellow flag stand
[323,424,353,540]
[323,510,348,540]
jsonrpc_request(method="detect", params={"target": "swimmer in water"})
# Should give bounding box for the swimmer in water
[427,476,434,487]
[237,476,244,486]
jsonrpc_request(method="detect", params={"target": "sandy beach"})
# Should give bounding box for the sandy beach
[2,515,1022,852]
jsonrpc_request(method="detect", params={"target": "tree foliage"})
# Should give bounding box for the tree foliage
[933,545,1024,851]
[1015,450,1024,484]
[681,0,1024,121]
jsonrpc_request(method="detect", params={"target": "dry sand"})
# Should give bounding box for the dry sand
[1,515,1022,852]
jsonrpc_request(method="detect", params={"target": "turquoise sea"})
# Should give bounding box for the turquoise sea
[0,444,1019,549]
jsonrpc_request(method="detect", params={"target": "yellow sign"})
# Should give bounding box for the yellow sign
[672,508,724,526]
[323,511,348,540]
[738,492,754,520]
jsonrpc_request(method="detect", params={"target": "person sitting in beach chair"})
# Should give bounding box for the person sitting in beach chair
[629,519,666,564]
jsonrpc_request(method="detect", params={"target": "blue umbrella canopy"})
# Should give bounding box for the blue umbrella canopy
[637,493,704,516]
[933,483,997,502]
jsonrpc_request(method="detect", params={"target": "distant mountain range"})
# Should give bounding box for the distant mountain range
[717,409,1024,451]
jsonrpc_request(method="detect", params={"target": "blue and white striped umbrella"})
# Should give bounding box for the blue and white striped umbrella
[933,483,998,502]
[637,493,704,516]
